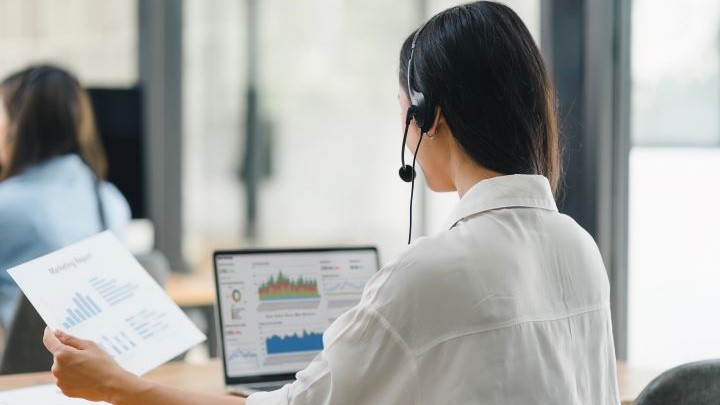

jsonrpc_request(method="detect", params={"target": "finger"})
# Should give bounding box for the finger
[54,329,93,350]
[43,327,65,354]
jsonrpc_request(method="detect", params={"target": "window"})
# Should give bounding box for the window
[181,0,542,268]
[628,0,720,369]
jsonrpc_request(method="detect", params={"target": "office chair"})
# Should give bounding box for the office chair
[133,250,171,286]
[634,359,720,405]
[0,295,51,374]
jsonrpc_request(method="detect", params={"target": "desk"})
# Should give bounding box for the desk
[164,273,218,357]
[617,362,662,404]
[0,359,660,404]
[0,360,224,395]
[165,273,215,308]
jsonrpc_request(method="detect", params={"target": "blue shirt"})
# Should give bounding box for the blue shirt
[0,154,131,327]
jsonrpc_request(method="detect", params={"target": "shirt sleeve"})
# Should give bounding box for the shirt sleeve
[246,305,420,405]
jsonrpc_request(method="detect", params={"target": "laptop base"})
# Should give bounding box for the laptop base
[227,380,294,397]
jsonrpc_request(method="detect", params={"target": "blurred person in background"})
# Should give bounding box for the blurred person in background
[0,65,130,329]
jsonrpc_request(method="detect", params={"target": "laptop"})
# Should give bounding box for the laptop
[213,247,380,396]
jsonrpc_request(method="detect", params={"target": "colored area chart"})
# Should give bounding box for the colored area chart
[258,272,320,301]
[265,331,323,355]
[62,292,103,329]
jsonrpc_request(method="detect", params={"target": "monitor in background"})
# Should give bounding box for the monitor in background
[88,87,146,219]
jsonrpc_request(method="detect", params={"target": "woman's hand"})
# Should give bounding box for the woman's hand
[42,327,245,405]
[42,327,140,403]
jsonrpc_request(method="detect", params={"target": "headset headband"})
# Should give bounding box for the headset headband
[406,21,430,102]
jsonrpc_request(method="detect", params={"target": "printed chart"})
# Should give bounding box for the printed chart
[8,232,206,375]
[61,292,102,329]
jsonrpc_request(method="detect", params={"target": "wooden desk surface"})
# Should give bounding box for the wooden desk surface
[617,362,661,404]
[0,359,660,403]
[165,272,216,308]
[0,360,225,395]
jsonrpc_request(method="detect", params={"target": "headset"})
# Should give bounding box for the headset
[399,21,436,244]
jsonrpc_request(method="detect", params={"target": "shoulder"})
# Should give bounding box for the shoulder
[364,209,603,304]
[100,181,129,206]
[361,229,487,314]
[542,211,605,265]
[0,176,40,224]
[357,208,609,348]
[356,231,496,352]
[99,181,132,235]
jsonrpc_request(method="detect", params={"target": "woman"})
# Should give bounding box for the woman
[42,2,619,404]
[0,65,131,328]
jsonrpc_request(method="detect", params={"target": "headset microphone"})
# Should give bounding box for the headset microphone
[398,165,415,183]
[398,20,434,244]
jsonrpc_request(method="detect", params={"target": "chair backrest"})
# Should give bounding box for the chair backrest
[0,295,51,374]
[134,250,171,286]
[635,359,720,405]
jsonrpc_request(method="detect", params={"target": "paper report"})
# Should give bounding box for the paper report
[7,231,206,376]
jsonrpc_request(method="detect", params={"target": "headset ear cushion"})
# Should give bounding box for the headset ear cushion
[412,91,435,134]
[412,92,426,131]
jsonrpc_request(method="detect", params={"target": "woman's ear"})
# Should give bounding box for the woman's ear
[428,106,444,135]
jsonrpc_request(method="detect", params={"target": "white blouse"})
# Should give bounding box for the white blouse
[248,174,620,405]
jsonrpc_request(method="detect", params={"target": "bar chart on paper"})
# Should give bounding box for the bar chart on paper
[7,231,206,376]
[62,292,103,329]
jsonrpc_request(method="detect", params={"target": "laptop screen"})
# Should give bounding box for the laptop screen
[214,247,379,383]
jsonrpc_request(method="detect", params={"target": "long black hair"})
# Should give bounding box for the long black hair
[0,65,108,180]
[399,1,561,195]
